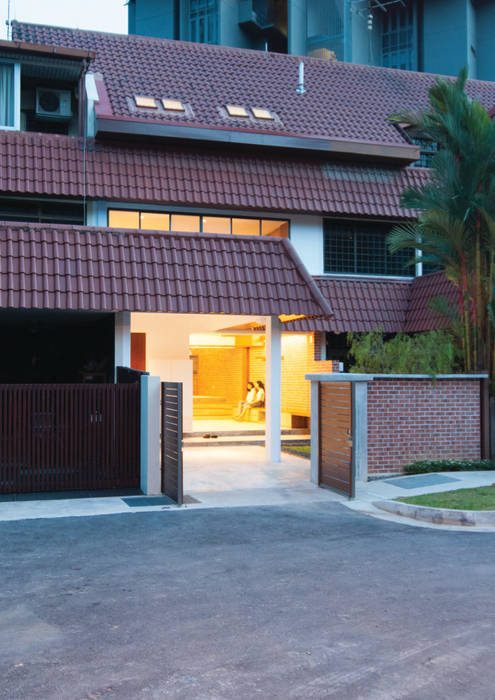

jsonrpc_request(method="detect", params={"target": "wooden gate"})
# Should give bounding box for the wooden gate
[0,384,140,494]
[161,382,183,505]
[319,382,355,497]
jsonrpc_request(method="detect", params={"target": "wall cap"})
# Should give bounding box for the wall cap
[305,372,489,382]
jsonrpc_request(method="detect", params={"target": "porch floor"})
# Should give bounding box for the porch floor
[182,445,338,508]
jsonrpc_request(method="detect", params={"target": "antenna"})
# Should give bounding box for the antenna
[6,0,11,40]
[296,61,306,95]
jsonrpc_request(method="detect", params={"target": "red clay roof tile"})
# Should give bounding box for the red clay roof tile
[405,271,458,332]
[0,222,331,318]
[11,21,495,148]
[0,131,425,219]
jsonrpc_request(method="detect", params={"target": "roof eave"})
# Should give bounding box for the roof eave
[0,38,95,61]
[95,117,420,163]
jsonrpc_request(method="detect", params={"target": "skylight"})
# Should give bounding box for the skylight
[226,105,248,117]
[162,99,185,111]
[252,108,273,120]
[134,96,157,109]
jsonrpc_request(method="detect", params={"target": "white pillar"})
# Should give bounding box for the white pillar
[309,380,319,484]
[265,315,282,463]
[140,374,162,495]
[114,311,131,381]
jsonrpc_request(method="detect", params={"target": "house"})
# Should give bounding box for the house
[0,21,493,492]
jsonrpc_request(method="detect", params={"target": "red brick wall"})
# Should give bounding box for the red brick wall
[367,379,481,475]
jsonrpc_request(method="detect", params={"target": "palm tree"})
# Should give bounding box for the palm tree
[388,68,495,379]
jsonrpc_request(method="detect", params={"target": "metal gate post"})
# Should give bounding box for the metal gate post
[140,375,161,495]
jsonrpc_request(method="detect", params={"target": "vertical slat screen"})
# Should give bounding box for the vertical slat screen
[0,384,140,494]
[161,382,183,505]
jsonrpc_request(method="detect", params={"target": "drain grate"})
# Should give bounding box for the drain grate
[385,474,460,490]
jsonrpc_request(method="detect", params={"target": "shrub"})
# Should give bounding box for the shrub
[347,329,459,375]
[404,460,495,474]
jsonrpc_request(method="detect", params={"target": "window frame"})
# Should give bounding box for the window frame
[0,60,21,131]
[106,207,291,240]
[323,218,415,278]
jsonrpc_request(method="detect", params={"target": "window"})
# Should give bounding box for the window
[306,0,344,60]
[381,2,417,71]
[0,62,20,130]
[107,209,289,239]
[188,0,218,44]
[324,220,414,277]
[411,137,438,168]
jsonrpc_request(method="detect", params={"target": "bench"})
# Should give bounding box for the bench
[249,408,266,423]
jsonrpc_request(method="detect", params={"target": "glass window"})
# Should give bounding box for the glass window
[108,209,140,229]
[324,220,414,277]
[201,216,231,234]
[171,214,200,232]
[0,63,16,128]
[232,218,260,236]
[140,212,170,231]
[262,220,289,238]
[381,2,417,71]
[189,0,218,44]
[306,0,344,61]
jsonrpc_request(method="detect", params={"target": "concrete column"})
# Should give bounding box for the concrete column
[352,381,368,483]
[265,315,282,463]
[310,380,319,484]
[114,311,131,381]
[288,0,307,56]
[140,374,161,495]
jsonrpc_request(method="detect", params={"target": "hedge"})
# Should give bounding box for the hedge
[404,460,495,474]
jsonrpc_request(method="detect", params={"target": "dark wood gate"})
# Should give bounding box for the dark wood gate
[161,382,183,505]
[0,384,140,494]
[319,382,355,497]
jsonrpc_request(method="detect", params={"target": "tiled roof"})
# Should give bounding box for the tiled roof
[11,21,495,148]
[288,272,458,334]
[288,276,411,333]
[0,222,331,317]
[0,131,425,218]
[405,271,458,332]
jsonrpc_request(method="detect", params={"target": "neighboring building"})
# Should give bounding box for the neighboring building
[0,21,491,459]
[128,0,495,80]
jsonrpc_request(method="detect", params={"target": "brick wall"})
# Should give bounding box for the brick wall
[367,379,481,475]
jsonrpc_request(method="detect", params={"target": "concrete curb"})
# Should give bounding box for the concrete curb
[374,500,495,527]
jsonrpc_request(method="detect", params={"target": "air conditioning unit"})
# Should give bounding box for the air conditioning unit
[35,88,72,120]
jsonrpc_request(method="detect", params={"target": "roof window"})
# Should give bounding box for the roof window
[226,104,248,117]
[134,96,157,109]
[162,99,185,112]
[251,108,273,120]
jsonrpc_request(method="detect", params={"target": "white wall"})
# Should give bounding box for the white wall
[289,215,324,275]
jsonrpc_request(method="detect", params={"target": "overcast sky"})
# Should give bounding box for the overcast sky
[0,0,128,39]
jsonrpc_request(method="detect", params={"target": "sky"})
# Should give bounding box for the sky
[0,0,128,39]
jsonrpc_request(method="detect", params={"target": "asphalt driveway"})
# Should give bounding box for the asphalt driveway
[1,503,495,699]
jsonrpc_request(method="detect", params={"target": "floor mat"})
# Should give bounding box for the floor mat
[385,474,460,490]
[122,495,176,507]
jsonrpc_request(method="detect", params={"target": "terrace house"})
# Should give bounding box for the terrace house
[1,20,494,478]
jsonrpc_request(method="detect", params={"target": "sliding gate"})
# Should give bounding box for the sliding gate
[0,384,140,494]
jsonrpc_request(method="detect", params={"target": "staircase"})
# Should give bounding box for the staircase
[183,427,309,448]
[193,395,235,418]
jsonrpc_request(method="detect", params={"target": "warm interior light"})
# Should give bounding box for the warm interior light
[134,96,157,109]
[162,99,185,111]
[252,108,273,120]
[226,105,248,117]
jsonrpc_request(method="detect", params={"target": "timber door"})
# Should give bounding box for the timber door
[161,382,183,505]
[319,382,355,497]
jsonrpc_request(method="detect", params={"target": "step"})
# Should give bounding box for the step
[184,428,308,438]
[183,435,310,448]
[193,396,230,404]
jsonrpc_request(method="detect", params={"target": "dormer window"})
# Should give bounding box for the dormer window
[410,135,438,168]
[0,62,20,130]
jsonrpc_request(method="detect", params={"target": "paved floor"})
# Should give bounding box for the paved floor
[2,503,495,699]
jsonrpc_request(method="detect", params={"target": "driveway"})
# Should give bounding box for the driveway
[1,503,495,699]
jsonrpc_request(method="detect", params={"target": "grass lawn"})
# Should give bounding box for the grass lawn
[397,486,495,510]
[283,445,310,457]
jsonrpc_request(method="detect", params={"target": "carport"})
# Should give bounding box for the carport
[0,222,331,495]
